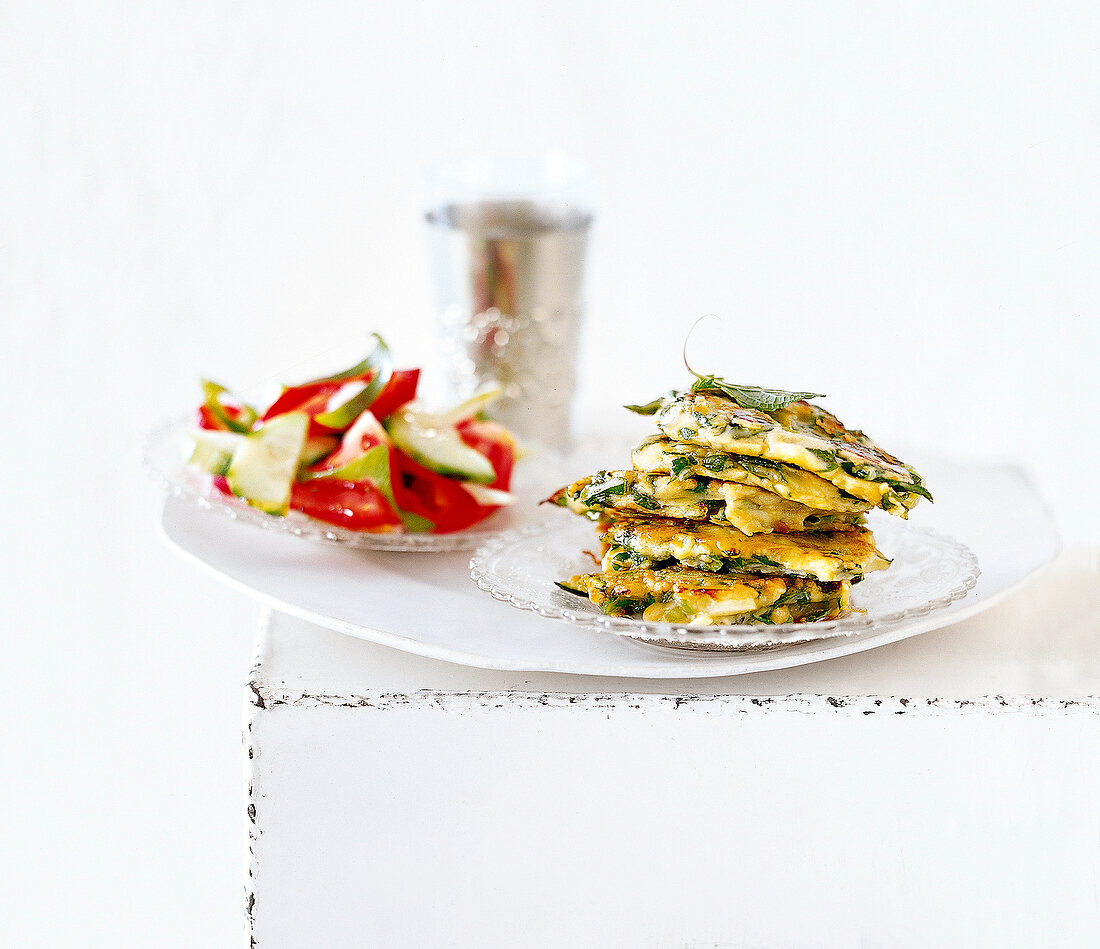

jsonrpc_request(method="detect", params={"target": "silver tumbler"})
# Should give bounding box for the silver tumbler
[424,155,593,451]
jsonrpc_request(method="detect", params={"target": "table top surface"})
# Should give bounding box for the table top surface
[252,543,1099,704]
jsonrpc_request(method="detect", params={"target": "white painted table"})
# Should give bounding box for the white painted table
[246,547,1099,949]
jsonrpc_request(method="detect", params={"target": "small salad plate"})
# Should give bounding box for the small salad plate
[143,415,570,552]
[143,334,580,551]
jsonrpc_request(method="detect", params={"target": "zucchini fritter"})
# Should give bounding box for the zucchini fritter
[631,435,871,514]
[600,515,890,582]
[559,567,851,626]
[654,392,930,516]
[549,469,865,535]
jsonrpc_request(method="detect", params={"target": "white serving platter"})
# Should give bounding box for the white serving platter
[157,451,1059,678]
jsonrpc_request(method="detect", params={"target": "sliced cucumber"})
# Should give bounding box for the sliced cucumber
[188,429,244,476]
[299,332,391,386]
[312,335,394,430]
[226,412,309,515]
[437,385,503,426]
[386,403,496,485]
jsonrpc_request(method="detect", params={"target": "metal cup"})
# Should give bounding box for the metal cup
[423,154,593,451]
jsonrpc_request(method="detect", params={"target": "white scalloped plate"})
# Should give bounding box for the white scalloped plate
[470,518,979,651]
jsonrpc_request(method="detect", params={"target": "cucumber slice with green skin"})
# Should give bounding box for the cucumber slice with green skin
[298,333,391,386]
[188,430,244,476]
[385,405,496,485]
[312,335,394,430]
[436,385,503,426]
[226,412,310,515]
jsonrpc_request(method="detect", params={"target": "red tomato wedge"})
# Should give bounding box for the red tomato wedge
[390,454,486,534]
[368,369,420,420]
[289,478,403,532]
[262,381,345,434]
[262,369,421,437]
[457,419,516,490]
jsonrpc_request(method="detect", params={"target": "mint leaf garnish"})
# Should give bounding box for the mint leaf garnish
[689,375,824,412]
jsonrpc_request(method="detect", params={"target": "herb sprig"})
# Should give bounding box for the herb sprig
[625,317,826,415]
[683,315,824,411]
[624,377,825,416]
[688,375,824,412]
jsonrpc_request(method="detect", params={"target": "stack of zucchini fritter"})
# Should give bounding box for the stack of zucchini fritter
[550,382,931,627]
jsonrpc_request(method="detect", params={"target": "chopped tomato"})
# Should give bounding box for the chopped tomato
[368,369,420,420]
[262,380,348,436]
[391,456,485,533]
[457,418,516,490]
[261,368,420,437]
[307,411,390,475]
[289,478,402,531]
[262,383,340,435]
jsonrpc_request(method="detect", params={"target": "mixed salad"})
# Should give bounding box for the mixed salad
[186,335,516,534]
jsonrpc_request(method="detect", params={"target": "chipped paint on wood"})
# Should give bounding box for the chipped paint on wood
[246,682,1100,716]
[245,617,269,949]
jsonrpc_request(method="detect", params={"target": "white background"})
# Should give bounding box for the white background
[3,3,1098,946]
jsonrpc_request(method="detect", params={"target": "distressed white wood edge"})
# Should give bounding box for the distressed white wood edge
[246,609,1098,714]
[244,632,265,948]
[248,684,1100,716]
